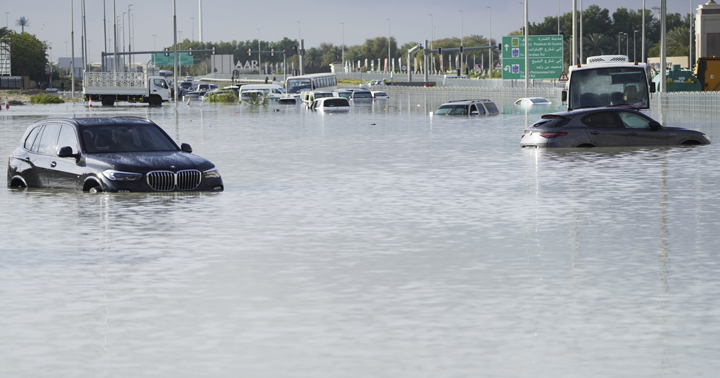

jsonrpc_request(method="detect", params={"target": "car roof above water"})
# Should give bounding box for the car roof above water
[30,116,154,128]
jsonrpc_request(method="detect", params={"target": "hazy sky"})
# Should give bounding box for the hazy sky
[3,1,699,63]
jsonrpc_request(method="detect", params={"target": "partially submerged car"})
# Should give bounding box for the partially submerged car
[309,97,350,112]
[521,108,711,148]
[435,99,499,116]
[514,97,551,106]
[7,117,224,192]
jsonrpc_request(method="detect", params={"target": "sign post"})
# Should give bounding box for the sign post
[501,35,563,80]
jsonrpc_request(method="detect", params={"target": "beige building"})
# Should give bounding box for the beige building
[696,0,720,58]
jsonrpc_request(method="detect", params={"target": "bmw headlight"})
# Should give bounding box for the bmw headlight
[102,169,142,181]
[203,167,221,180]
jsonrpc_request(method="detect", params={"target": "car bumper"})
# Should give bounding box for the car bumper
[98,175,224,193]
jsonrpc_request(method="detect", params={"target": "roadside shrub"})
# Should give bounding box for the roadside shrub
[30,93,65,104]
[206,91,237,103]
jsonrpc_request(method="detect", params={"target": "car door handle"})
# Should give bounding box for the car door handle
[627,132,638,136]
[590,131,600,135]
[50,161,57,168]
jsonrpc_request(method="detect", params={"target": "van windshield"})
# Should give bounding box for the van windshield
[287,79,312,94]
[569,67,649,110]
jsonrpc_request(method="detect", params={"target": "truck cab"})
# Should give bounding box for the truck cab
[563,55,655,111]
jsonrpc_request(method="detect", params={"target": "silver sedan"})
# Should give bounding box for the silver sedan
[521,109,711,148]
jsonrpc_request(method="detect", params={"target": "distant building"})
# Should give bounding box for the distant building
[696,0,720,58]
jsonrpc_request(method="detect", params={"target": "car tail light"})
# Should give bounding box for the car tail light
[540,132,568,138]
[521,133,525,139]
[8,154,12,164]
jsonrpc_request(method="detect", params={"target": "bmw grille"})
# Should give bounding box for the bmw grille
[146,170,201,191]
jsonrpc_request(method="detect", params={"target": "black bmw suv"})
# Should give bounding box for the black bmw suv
[7,117,224,193]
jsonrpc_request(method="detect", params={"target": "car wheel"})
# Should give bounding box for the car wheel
[681,140,702,146]
[88,185,103,194]
[576,143,596,148]
[101,96,115,106]
[149,96,162,107]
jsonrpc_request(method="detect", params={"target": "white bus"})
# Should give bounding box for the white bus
[285,73,337,94]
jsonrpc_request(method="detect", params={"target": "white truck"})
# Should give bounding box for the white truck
[562,55,656,111]
[83,72,171,106]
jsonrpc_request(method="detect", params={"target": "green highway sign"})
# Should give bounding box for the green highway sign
[501,35,563,80]
[152,53,193,66]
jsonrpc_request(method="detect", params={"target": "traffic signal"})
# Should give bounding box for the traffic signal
[271,48,274,57]
[212,46,216,55]
[498,43,501,50]
[459,46,463,54]
[293,45,298,54]
[437,47,442,55]
[188,47,193,56]
[248,49,252,56]
[164,48,169,57]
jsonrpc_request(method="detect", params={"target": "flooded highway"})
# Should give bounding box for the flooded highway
[1,93,719,377]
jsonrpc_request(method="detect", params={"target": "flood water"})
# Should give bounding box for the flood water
[1,93,719,377]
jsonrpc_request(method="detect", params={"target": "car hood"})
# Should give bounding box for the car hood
[86,151,215,173]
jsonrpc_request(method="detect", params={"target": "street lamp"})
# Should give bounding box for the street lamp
[341,22,344,71]
[257,28,261,75]
[458,10,463,74]
[5,12,8,28]
[488,7,492,78]
[618,32,623,55]
[386,18,390,74]
[428,14,433,74]
[152,34,157,50]
[191,17,195,41]
[625,32,629,56]
[634,30,638,61]
[128,5,134,71]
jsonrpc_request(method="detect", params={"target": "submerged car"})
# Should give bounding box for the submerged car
[514,97,551,106]
[309,97,350,112]
[435,99,499,116]
[520,108,711,148]
[7,117,224,192]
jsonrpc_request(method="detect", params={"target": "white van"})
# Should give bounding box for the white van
[239,84,287,101]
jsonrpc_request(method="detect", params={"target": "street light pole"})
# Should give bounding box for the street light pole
[128,4,133,71]
[386,18,390,75]
[341,22,344,71]
[429,14,433,74]
[625,32,629,56]
[634,30,638,61]
[488,7,492,78]
[458,10,463,74]
[257,29,261,75]
[618,32,622,55]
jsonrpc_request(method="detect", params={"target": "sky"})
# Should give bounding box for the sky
[3,0,699,64]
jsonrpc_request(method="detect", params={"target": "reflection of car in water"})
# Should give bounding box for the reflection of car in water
[520,108,711,148]
[435,99,499,116]
[7,117,224,192]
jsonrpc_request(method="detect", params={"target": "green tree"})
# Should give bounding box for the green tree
[305,47,322,73]
[7,32,47,81]
[583,33,614,57]
[0,26,12,39]
[16,17,30,33]
[648,26,691,57]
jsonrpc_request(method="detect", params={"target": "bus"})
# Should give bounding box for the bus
[285,73,337,94]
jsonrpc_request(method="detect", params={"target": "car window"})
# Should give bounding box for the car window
[484,102,499,114]
[436,105,468,115]
[37,124,62,155]
[618,112,652,129]
[57,125,79,154]
[153,79,168,89]
[24,126,42,151]
[80,124,178,153]
[582,112,621,128]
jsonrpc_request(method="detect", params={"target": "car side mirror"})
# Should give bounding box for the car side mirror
[57,146,79,159]
[181,143,193,153]
[649,121,662,131]
[561,90,567,102]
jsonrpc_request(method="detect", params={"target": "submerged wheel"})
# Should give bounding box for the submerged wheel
[149,95,162,107]
[681,140,702,146]
[101,96,115,106]
[88,185,102,194]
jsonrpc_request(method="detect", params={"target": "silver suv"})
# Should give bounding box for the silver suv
[435,99,499,116]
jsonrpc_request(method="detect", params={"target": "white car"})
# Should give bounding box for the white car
[514,97,552,106]
[309,97,350,112]
[371,91,389,99]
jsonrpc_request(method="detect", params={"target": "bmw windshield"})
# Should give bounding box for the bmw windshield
[79,124,179,153]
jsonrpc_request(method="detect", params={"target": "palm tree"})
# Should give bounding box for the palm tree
[305,47,321,73]
[583,33,614,57]
[16,17,30,33]
[0,26,12,39]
